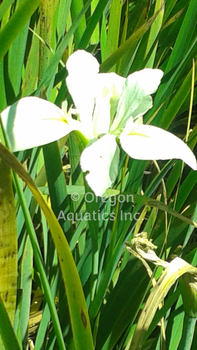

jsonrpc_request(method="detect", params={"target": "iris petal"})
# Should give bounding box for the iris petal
[66,50,99,126]
[80,134,119,196]
[119,124,197,170]
[93,73,125,136]
[1,97,72,152]
[111,69,163,131]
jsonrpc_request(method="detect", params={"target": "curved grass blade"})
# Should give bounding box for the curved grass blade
[13,173,66,350]
[105,189,197,229]
[0,143,94,350]
[128,257,197,350]
[0,161,17,349]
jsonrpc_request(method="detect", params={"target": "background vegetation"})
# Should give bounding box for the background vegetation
[0,0,197,349]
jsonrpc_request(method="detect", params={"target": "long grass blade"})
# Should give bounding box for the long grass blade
[0,143,94,350]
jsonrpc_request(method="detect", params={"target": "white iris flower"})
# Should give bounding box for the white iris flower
[1,50,196,196]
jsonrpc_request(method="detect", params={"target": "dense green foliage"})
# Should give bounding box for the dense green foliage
[0,0,197,349]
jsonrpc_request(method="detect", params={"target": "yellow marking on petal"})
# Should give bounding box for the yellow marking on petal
[61,117,69,124]
[127,131,151,137]
[41,116,69,124]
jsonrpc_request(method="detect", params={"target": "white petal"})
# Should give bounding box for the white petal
[93,73,125,136]
[92,94,111,137]
[111,69,163,131]
[66,50,99,78]
[66,50,99,126]
[80,134,119,196]
[1,97,72,152]
[96,72,125,97]
[119,124,197,170]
